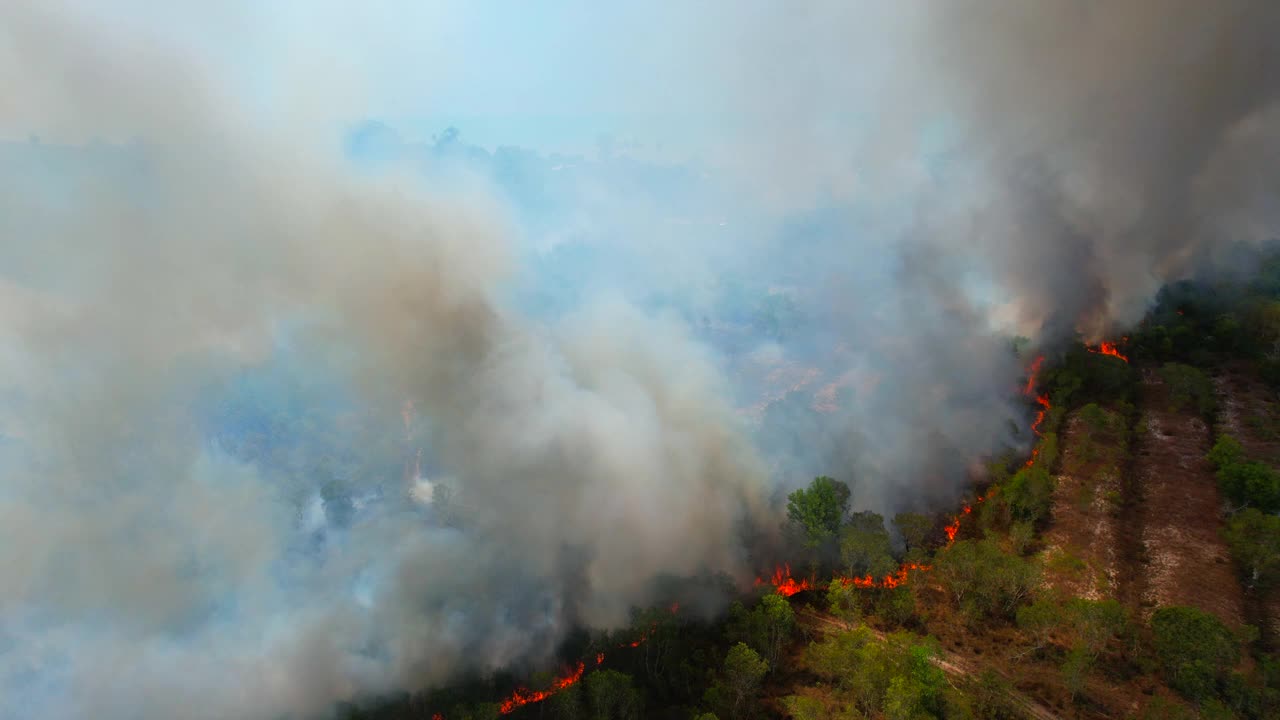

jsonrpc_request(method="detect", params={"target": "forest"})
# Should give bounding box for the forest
[343,255,1280,720]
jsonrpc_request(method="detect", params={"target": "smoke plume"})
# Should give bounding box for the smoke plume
[2,1,1279,718]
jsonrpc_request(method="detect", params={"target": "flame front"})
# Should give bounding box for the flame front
[1087,341,1129,362]
[1023,355,1051,466]
[498,662,587,715]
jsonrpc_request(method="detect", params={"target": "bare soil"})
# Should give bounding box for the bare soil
[1038,412,1125,602]
[1133,369,1246,627]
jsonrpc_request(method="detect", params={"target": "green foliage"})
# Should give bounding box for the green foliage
[804,628,943,718]
[1018,597,1130,689]
[1041,343,1137,408]
[728,594,795,667]
[874,587,918,627]
[1209,435,1246,470]
[826,580,863,622]
[706,643,768,719]
[1060,645,1091,697]
[967,670,1020,720]
[1032,432,1059,470]
[1200,698,1238,720]
[1223,508,1280,589]
[583,669,642,720]
[1002,465,1055,525]
[550,683,585,720]
[1205,435,1280,512]
[788,476,852,550]
[778,695,841,720]
[1008,520,1035,556]
[1016,598,1060,649]
[1151,606,1240,702]
[1066,598,1130,659]
[1134,696,1197,720]
[1079,403,1109,432]
[894,512,934,555]
[840,511,896,577]
[1161,363,1216,417]
[934,540,1036,620]
[1217,461,1280,513]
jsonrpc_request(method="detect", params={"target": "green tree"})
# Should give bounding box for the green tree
[1218,460,1280,513]
[1208,435,1246,469]
[1003,465,1055,525]
[708,643,768,719]
[583,669,642,720]
[840,511,895,578]
[550,683,584,720]
[728,594,796,667]
[787,476,851,549]
[825,579,863,621]
[1161,363,1216,417]
[804,627,942,717]
[1223,508,1280,589]
[1151,606,1240,702]
[934,540,1036,620]
[779,695,826,720]
[894,512,935,558]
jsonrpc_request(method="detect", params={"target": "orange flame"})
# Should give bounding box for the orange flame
[755,563,813,597]
[441,608,675,718]
[943,516,962,544]
[1030,394,1051,436]
[836,562,933,589]
[1023,355,1044,396]
[1023,355,1052,466]
[1087,341,1129,362]
[498,662,587,715]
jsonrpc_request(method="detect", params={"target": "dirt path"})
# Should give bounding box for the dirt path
[1133,369,1245,626]
[1038,410,1125,602]
[796,609,1062,720]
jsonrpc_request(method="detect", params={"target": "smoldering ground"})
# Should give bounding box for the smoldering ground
[2,1,1280,719]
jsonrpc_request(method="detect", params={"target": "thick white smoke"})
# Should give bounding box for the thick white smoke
[3,1,1280,718]
[0,3,767,719]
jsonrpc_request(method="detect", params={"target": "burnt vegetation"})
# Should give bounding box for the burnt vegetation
[346,255,1280,720]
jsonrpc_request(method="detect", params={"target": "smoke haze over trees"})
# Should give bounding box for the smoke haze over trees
[1,1,1279,718]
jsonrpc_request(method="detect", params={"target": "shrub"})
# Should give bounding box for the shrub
[1151,606,1240,702]
[1217,461,1280,513]
[1223,508,1280,589]
[1209,435,1246,469]
[934,540,1037,620]
[1004,465,1055,525]
[1161,363,1216,417]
